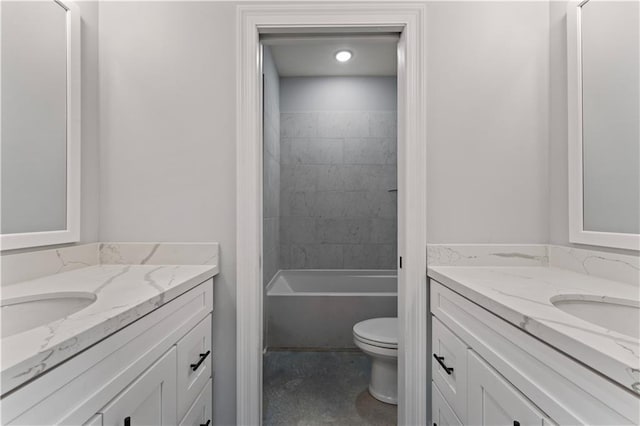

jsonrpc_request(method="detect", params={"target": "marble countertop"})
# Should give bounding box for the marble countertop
[1,263,218,394]
[428,265,640,394]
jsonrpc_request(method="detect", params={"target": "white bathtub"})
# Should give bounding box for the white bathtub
[265,270,397,349]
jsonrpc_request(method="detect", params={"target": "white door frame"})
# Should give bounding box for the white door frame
[236,3,428,425]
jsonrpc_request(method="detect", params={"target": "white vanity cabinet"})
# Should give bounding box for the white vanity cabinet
[430,279,639,426]
[1,278,214,426]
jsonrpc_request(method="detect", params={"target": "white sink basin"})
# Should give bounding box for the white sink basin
[551,295,640,339]
[1,292,96,338]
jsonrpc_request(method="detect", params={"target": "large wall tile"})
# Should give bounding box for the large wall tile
[317,111,369,137]
[281,112,317,137]
[344,137,396,165]
[263,46,280,286]
[345,191,396,218]
[263,152,280,218]
[279,110,397,269]
[369,111,397,137]
[280,217,317,244]
[370,218,397,244]
[343,165,396,191]
[316,218,372,244]
[343,244,397,269]
[281,138,343,165]
[290,244,344,269]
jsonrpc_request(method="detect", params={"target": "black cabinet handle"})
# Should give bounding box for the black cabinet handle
[514,422,520,426]
[124,417,131,426]
[433,353,454,375]
[190,350,211,371]
[200,421,211,426]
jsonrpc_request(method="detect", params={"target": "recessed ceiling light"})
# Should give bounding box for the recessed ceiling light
[335,50,352,62]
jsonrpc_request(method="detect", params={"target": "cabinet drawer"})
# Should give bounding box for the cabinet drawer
[468,350,556,426]
[179,378,212,426]
[177,314,212,420]
[432,382,462,426]
[432,315,468,423]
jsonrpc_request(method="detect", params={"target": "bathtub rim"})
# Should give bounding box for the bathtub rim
[266,269,398,297]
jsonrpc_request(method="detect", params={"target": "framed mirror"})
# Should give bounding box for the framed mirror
[567,0,640,250]
[1,0,81,250]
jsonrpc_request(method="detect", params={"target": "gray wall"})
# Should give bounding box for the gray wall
[98,3,237,424]
[263,46,281,286]
[96,2,557,424]
[426,1,550,243]
[279,77,397,269]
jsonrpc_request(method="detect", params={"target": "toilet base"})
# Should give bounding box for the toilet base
[368,354,398,405]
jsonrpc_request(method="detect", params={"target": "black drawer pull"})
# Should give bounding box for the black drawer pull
[514,422,520,426]
[190,350,211,371]
[124,417,131,426]
[433,353,454,375]
[200,421,211,426]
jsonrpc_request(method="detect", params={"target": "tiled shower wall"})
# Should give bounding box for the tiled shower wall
[279,111,397,269]
[263,47,280,286]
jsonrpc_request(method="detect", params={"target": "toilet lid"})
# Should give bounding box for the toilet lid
[353,317,397,347]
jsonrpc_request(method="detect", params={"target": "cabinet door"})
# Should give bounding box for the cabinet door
[432,382,462,426]
[99,348,177,426]
[432,316,468,423]
[468,350,555,426]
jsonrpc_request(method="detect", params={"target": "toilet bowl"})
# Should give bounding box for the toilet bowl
[353,317,398,405]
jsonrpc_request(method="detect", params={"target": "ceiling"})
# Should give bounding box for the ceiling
[265,35,398,77]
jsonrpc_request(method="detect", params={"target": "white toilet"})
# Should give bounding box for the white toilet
[353,317,398,405]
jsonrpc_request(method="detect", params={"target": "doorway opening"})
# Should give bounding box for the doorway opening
[235,5,428,425]
[261,34,399,425]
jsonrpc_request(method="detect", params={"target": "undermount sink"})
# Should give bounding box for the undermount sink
[551,294,640,339]
[1,292,97,338]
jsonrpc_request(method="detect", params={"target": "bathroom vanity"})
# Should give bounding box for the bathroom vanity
[1,243,219,426]
[428,257,639,425]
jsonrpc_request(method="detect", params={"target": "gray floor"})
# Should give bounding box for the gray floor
[263,351,397,426]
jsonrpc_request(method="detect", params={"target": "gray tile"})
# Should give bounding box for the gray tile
[290,244,343,268]
[344,138,396,165]
[263,153,280,219]
[282,191,346,218]
[317,218,372,244]
[316,165,345,191]
[370,218,397,244]
[369,111,397,137]
[280,217,316,244]
[343,165,397,191]
[281,138,343,165]
[279,244,290,269]
[263,119,280,160]
[281,165,318,192]
[287,192,316,217]
[344,244,397,269]
[314,191,347,217]
[281,112,318,137]
[345,191,396,218]
[263,218,279,286]
[318,111,370,137]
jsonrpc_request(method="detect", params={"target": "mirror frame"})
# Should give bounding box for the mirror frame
[567,0,640,251]
[0,0,81,251]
